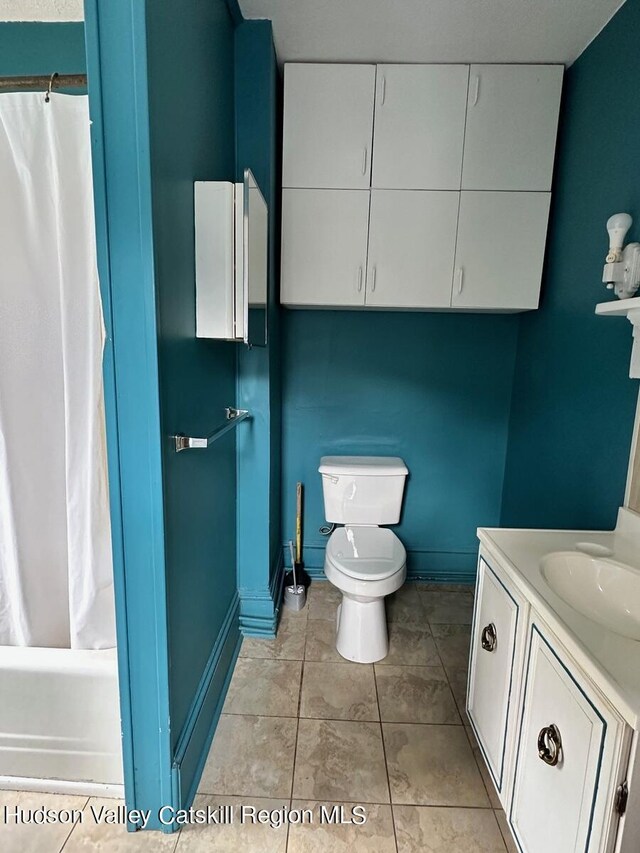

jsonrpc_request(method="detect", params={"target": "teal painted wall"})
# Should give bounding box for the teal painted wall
[501,0,640,530]
[282,310,519,579]
[85,0,244,828]
[143,0,241,802]
[0,22,85,75]
[235,19,284,635]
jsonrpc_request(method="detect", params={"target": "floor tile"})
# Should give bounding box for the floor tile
[494,810,518,853]
[64,797,178,851]
[300,661,379,721]
[445,666,468,718]
[0,790,88,853]
[304,619,342,662]
[420,591,475,624]
[293,719,389,803]
[431,623,472,668]
[279,601,309,624]
[199,714,297,798]
[375,665,460,724]
[307,581,341,621]
[383,723,489,807]
[288,801,396,853]
[393,805,507,852]
[379,622,441,667]
[386,584,426,624]
[240,620,306,661]
[222,658,302,717]
[466,729,502,809]
[416,582,476,594]
[175,795,288,853]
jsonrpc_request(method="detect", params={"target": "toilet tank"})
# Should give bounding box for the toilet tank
[319,456,409,525]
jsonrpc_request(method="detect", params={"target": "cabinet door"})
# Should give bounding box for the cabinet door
[452,191,551,310]
[365,190,458,309]
[462,64,563,191]
[282,64,375,189]
[280,189,370,307]
[468,558,523,795]
[510,626,628,853]
[372,64,469,190]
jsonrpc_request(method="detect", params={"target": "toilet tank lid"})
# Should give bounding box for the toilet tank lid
[319,456,408,476]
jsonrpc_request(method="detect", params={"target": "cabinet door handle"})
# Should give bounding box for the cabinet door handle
[471,74,480,106]
[380,74,386,105]
[538,724,562,767]
[357,266,363,292]
[362,146,368,176]
[370,265,377,292]
[456,267,464,294]
[481,622,497,652]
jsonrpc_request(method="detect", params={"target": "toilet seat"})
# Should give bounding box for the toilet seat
[326,525,406,581]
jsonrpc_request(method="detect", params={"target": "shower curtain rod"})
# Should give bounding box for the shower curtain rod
[0,74,87,91]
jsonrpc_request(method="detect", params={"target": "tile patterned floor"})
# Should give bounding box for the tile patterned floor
[0,582,516,851]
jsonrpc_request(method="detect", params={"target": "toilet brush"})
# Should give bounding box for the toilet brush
[284,540,306,611]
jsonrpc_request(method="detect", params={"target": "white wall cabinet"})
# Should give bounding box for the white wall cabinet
[452,192,552,311]
[366,190,459,308]
[282,64,375,190]
[462,64,564,191]
[280,189,370,307]
[280,62,563,312]
[371,64,469,190]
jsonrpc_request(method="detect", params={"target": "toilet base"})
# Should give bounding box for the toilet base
[336,594,388,663]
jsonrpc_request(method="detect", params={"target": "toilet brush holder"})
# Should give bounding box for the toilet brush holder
[284,584,306,611]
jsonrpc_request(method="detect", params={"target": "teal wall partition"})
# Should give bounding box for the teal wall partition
[235,20,284,636]
[501,0,640,530]
[84,1,172,825]
[144,0,241,813]
[85,0,242,830]
[282,310,519,580]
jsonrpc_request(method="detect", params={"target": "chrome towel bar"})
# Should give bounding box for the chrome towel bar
[173,407,249,453]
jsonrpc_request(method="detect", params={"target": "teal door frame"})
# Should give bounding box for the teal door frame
[84,2,173,826]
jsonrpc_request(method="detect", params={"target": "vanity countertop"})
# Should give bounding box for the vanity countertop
[478,508,640,727]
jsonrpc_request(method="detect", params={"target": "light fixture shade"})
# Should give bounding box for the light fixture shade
[607,212,633,251]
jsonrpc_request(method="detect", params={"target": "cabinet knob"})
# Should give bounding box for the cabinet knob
[537,724,562,767]
[481,622,497,652]
[357,266,363,293]
[362,147,369,176]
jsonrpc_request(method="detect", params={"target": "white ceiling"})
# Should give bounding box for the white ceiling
[238,0,626,66]
[0,0,82,20]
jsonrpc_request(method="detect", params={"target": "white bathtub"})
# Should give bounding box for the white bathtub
[0,645,124,797]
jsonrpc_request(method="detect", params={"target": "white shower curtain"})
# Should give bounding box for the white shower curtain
[0,92,115,649]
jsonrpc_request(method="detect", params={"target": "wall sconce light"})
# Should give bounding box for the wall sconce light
[603,213,640,299]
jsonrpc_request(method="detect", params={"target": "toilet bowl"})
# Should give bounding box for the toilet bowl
[324,525,406,663]
[318,455,409,663]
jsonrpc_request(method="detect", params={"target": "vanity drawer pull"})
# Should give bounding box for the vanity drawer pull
[538,724,562,766]
[481,622,497,652]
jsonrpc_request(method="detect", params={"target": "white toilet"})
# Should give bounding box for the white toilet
[319,455,409,663]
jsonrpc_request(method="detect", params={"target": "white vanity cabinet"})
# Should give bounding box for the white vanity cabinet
[282,64,375,190]
[509,623,629,853]
[467,557,528,798]
[461,64,564,192]
[371,64,469,190]
[280,62,563,312]
[469,543,635,853]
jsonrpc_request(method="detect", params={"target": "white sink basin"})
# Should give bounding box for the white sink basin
[540,551,640,641]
